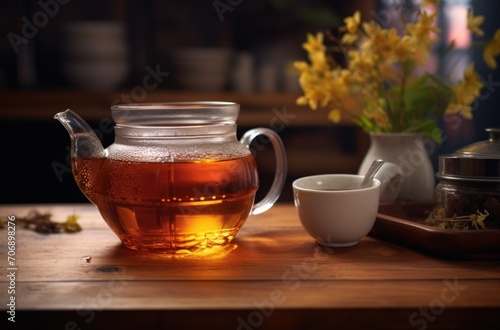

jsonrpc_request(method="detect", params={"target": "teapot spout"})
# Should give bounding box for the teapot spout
[54,109,106,159]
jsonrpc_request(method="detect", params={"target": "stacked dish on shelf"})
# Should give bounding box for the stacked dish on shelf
[61,22,129,91]
[170,47,233,91]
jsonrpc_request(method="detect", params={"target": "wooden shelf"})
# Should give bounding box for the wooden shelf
[0,89,354,127]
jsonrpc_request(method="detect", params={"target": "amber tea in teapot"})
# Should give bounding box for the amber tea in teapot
[74,156,258,252]
[56,102,287,254]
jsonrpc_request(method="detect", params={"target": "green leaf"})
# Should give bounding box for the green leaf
[404,119,443,143]
[402,74,453,130]
[354,116,376,133]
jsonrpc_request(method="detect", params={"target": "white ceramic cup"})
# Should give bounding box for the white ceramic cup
[292,174,381,247]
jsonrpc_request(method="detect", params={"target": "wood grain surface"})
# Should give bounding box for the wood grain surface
[1,204,499,329]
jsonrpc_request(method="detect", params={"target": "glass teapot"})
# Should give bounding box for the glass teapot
[55,102,287,254]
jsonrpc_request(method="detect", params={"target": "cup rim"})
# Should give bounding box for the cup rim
[292,174,380,193]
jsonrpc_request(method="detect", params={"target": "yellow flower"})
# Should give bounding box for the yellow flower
[302,32,329,71]
[303,32,325,54]
[392,35,414,63]
[63,214,82,233]
[462,63,483,92]
[406,11,441,64]
[342,33,359,45]
[361,22,401,63]
[483,29,500,69]
[328,109,342,123]
[309,50,328,71]
[348,50,377,83]
[294,2,496,138]
[295,60,334,111]
[446,101,473,119]
[293,61,309,73]
[345,11,361,34]
[360,22,383,53]
[467,9,485,37]
[341,11,361,44]
[296,96,308,106]
[445,64,483,119]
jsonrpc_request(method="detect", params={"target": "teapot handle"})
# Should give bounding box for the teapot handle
[240,128,287,215]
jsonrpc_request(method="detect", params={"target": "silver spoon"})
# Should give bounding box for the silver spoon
[360,159,385,188]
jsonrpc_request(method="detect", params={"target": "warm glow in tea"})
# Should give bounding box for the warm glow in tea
[74,156,259,253]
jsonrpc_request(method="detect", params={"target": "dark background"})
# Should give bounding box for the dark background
[1,0,499,204]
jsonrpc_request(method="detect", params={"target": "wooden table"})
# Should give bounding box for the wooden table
[1,204,499,329]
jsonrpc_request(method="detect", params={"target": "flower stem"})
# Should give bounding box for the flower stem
[398,70,407,132]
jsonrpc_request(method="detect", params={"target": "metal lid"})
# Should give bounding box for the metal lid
[455,128,500,157]
[438,128,500,182]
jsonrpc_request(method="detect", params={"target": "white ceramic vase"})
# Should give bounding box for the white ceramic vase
[358,133,436,203]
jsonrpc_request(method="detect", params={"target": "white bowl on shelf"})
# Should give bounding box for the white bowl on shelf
[61,21,129,90]
[62,59,129,91]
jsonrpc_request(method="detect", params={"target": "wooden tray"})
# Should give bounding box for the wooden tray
[369,203,500,259]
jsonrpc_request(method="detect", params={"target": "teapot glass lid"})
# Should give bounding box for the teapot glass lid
[111,102,239,126]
